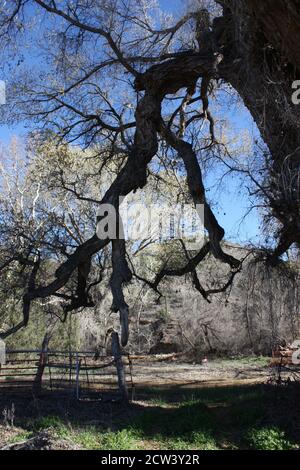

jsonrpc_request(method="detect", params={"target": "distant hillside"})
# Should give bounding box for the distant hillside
[73,242,299,357]
[4,242,299,357]
[118,242,299,357]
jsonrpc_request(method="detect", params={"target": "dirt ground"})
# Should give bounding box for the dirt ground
[129,357,271,388]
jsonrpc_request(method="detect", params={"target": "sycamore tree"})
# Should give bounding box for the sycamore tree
[0,0,299,346]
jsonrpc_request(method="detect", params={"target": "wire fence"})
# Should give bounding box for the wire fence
[0,349,135,400]
[4,350,295,397]
[0,348,193,400]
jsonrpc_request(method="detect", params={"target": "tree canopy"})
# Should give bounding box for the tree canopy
[0,0,299,346]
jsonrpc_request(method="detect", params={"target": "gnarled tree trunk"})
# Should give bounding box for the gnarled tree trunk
[214,0,300,259]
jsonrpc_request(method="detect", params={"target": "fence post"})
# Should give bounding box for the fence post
[0,340,5,375]
[111,331,128,403]
[75,352,81,399]
[69,351,73,387]
[33,333,49,395]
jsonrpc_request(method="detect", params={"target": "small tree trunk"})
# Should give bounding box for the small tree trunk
[111,331,128,403]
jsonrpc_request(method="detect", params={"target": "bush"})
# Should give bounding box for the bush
[246,427,296,450]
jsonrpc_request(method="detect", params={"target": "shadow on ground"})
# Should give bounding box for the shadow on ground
[0,383,299,449]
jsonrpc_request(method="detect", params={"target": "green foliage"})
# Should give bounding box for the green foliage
[31,415,70,439]
[246,427,296,450]
[33,415,63,431]
[4,308,80,351]
[162,431,218,450]
[72,428,101,450]
[71,428,139,450]
[99,430,140,450]
[8,430,32,443]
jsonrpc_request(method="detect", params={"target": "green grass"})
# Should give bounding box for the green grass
[8,430,32,444]
[32,415,66,432]
[126,385,299,450]
[158,431,218,451]
[147,395,168,406]
[6,382,299,450]
[216,356,269,368]
[29,415,70,438]
[24,416,140,450]
[73,428,139,450]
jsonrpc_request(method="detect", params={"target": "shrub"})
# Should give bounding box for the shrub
[246,427,296,450]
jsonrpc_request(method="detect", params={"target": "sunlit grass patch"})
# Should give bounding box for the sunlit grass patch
[72,428,140,450]
[161,430,219,450]
[8,430,32,444]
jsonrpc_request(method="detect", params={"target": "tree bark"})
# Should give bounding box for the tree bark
[111,331,128,403]
[214,0,300,257]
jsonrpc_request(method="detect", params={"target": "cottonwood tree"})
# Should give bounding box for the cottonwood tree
[0,0,299,346]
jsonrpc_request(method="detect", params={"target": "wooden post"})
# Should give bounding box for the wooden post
[69,351,72,386]
[33,332,50,395]
[0,339,6,368]
[127,355,135,402]
[84,356,90,388]
[111,332,128,403]
[75,353,81,400]
[48,355,53,392]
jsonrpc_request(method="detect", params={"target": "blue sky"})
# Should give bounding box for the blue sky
[156,0,262,245]
[160,0,183,13]
[0,0,262,246]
